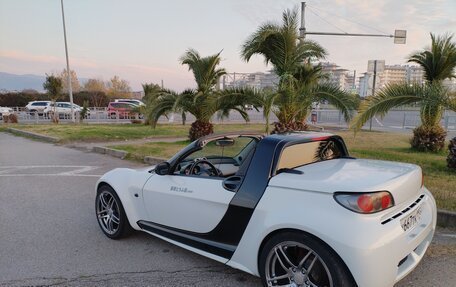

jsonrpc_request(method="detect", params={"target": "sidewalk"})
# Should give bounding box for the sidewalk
[64,136,187,152]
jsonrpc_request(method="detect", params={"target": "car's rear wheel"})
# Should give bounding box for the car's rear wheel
[259,231,356,287]
[95,185,133,239]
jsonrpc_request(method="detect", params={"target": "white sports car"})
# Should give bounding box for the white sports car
[95,132,436,287]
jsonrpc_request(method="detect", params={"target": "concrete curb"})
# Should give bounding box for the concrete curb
[92,146,128,159]
[6,127,59,143]
[144,156,167,165]
[437,209,456,228]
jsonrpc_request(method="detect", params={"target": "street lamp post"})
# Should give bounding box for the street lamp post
[299,2,406,131]
[60,0,74,122]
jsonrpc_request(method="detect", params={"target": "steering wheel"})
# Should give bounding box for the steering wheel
[188,159,221,177]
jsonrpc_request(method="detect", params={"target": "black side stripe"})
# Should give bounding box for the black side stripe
[137,220,236,259]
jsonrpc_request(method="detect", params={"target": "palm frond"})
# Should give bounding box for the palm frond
[408,33,456,83]
[351,84,423,131]
[309,84,357,123]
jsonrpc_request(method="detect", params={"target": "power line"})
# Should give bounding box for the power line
[307,8,347,34]
[307,4,388,35]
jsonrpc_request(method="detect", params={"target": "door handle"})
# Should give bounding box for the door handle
[222,176,242,192]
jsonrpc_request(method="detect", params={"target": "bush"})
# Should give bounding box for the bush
[410,125,447,152]
[189,120,214,141]
[3,114,18,124]
[447,137,456,169]
[271,121,308,134]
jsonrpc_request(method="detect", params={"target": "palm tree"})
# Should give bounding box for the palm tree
[146,49,260,141]
[352,33,456,152]
[241,8,356,133]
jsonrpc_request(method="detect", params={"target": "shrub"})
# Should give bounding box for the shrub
[271,121,308,134]
[79,100,89,123]
[3,113,18,124]
[410,125,447,152]
[189,120,214,141]
[447,137,456,169]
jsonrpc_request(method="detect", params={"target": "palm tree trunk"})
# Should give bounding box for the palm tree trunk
[189,120,214,141]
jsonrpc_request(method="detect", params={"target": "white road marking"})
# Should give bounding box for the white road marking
[0,165,101,177]
[438,233,456,239]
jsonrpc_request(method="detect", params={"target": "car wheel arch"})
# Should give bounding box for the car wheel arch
[257,227,357,286]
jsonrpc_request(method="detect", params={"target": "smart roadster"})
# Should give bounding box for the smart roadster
[95,132,436,287]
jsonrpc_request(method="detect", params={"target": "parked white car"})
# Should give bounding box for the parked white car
[25,101,51,114]
[43,102,89,118]
[114,99,145,106]
[95,132,436,287]
[0,106,13,120]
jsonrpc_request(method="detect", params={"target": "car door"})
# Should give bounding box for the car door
[141,136,257,234]
[142,175,235,233]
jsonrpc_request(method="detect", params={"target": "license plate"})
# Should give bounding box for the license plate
[400,205,423,232]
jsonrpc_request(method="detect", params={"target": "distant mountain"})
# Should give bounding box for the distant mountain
[0,72,46,92]
[0,72,88,92]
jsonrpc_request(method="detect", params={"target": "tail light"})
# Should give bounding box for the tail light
[334,191,394,214]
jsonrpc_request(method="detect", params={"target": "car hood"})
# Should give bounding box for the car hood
[268,158,422,205]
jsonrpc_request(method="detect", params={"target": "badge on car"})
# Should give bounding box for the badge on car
[400,205,423,232]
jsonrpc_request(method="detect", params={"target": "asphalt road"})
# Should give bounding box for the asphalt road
[0,132,455,287]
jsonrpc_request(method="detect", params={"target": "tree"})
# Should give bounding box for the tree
[142,82,161,103]
[58,69,80,93]
[352,33,456,152]
[241,8,356,133]
[84,78,107,107]
[107,75,132,98]
[146,49,260,141]
[43,74,63,123]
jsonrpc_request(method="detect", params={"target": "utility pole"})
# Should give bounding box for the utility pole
[299,2,306,42]
[299,2,406,43]
[60,0,74,122]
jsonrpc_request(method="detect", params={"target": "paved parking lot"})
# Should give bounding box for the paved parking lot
[0,132,455,286]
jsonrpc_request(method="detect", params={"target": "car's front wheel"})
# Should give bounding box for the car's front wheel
[259,231,356,287]
[95,185,133,239]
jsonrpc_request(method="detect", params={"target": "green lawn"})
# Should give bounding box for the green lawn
[7,123,265,142]
[4,123,455,210]
[111,130,456,211]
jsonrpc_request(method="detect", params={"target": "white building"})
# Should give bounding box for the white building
[222,72,278,90]
[358,60,427,97]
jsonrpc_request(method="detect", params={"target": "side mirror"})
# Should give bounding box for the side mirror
[155,162,170,175]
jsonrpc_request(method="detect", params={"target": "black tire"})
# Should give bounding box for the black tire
[95,185,133,239]
[259,231,356,287]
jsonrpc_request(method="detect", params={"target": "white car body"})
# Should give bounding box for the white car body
[25,101,51,113]
[43,102,86,116]
[114,99,145,106]
[95,132,436,287]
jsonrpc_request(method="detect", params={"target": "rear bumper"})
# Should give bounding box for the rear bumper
[338,187,437,287]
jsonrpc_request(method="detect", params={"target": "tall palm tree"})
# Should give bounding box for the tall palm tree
[241,8,356,133]
[352,33,456,152]
[146,49,260,141]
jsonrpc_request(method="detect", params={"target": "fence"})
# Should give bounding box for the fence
[3,107,456,132]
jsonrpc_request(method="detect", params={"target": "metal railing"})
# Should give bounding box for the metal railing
[3,107,455,131]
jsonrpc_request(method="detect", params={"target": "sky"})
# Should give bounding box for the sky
[1,0,455,91]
